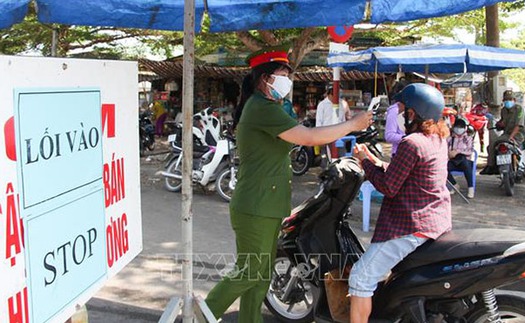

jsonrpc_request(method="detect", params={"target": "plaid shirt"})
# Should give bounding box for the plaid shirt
[363,133,452,243]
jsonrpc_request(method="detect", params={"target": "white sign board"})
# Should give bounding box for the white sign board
[0,56,143,323]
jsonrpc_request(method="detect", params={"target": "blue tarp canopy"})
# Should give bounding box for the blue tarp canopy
[2,0,366,32]
[0,0,518,32]
[371,0,514,23]
[328,43,525,73]
[0,0,30,29]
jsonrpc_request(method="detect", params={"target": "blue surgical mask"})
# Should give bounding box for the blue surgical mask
[504,101,515,109]
[269,88,282,100]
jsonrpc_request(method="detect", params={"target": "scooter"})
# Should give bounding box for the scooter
[194,107,222,147]
[214,130,238,202]
[139,110,155,157]
[485,116,525,197]
[494,139,525,196]
[159,122,234,194]
[264,157,525,323]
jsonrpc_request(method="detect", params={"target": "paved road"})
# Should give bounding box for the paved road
[86,147,525,322]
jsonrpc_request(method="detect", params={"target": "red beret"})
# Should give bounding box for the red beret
[245,45,292,70]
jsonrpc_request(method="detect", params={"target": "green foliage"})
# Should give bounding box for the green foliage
[502,29,525,92]
[0,3,182,59]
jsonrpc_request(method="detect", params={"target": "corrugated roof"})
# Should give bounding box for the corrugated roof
[139,58,380,82]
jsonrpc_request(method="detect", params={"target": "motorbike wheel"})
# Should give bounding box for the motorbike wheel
[139,140,145,157]
[465,295,525,322]
[147,139,156,151]
[215,167,236,202]
[501,164,515,196]
[164,160,182,192]
[503,172,515,196]
[290,146,310,176]
[264,251,318,323]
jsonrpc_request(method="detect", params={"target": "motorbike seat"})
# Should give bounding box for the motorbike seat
[193,145,210,158]
[393,229,525,273]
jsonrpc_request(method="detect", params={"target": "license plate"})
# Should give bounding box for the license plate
[168,134,177,143]
[496,154,512,165]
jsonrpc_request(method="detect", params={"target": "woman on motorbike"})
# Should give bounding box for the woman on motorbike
[351,83,452,323]
[204,46,372,323]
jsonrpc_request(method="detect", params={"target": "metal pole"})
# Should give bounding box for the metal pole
[425,64,429,84]
[51,28,58,57]
[182,0,195,320]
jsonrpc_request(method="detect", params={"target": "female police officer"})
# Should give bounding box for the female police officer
[205,46,372,322]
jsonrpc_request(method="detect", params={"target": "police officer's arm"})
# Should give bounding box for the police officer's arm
[279,111,372,146]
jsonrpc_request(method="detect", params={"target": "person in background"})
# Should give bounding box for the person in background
[384,91,406,156]
[469,101,489,152]
[480,90,525,175]
[447,118,475,198]
[165,91,181,119]
[315,84,350,167]
[205,46,372,323]
[151,99,167,137]
[350,83,451,323]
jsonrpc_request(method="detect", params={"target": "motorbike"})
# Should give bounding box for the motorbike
[214,130,238,202]
[193,107,222,147]
[158,112,235,199]
[485,116,525,197]
[290,122,383,176]
[290,118,319,176]
[494,139,525,197]
[264,157,525,323]
[139,110,156,157]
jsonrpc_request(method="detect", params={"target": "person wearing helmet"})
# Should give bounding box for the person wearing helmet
[480,90,525,175]
[350,83,452,323]
[205,46,373,323]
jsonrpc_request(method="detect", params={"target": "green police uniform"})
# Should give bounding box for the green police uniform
[501,104,525,143]
[487,104,525,167]
[205,91,297,322]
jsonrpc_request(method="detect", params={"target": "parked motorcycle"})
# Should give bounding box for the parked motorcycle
[194,107,222,147]
[485,117,525,197]
[290,118,319,176]
[139,110,155,157]
[264,157,525,322]
[214,130,238,202]
[494,139,525,196]
[159,122,235,195]
[290,123,383,176]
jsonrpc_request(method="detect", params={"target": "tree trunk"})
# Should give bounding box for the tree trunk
[485,4,501,152]
[485,4,499,82]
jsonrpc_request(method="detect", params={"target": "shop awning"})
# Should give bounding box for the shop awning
[139,59,379,82]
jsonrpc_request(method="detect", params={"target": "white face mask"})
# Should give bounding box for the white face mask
[267,74,292,100]
[397,112,406,133]
[453,127,466,135]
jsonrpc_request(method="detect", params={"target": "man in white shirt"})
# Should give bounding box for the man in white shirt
[316,84,352,168]
[316,85,351,127]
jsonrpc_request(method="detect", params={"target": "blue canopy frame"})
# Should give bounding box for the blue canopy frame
[328,43,525,74]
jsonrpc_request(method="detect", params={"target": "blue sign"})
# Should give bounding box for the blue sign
[14,88,106,323]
